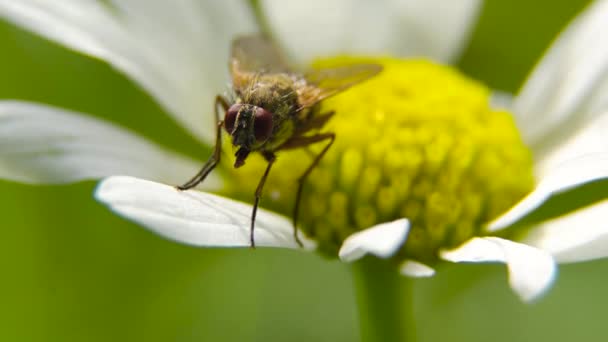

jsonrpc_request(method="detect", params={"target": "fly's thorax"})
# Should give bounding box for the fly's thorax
[223,58,535,266]
[240,73,300,118]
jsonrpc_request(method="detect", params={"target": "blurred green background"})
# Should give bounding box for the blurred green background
[1,0,606,341]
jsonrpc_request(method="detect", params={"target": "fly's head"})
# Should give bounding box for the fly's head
[224,103,274,168]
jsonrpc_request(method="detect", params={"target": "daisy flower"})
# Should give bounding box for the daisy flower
[1,1,608,336]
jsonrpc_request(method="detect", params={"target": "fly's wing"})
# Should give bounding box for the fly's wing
[230,35,291,90]
[297,64,383,109]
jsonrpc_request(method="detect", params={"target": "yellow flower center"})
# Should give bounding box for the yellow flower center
[223,57,534,264]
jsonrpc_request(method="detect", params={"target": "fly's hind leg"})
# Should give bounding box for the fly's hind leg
[177,95,229,190]
[280,132,336,247]
[296,111,335,135]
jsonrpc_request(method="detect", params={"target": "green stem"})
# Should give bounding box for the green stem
[351,257,416,342]
[248,0,274,39]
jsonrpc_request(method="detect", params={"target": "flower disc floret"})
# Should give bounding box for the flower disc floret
[224,57,534,263]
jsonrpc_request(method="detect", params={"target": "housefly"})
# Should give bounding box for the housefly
[177,35,382,247]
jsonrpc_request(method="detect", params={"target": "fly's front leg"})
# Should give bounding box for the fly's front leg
[177,95,229,190]
[281,132,336,247]
[250,152,276,248]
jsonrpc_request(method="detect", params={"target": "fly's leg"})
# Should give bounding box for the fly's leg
[177,96,229,190]
[281,132,336,247]
[306,111,335,130]
[177,123,222,190]
[250,152,276,248]
[296,111,335,135]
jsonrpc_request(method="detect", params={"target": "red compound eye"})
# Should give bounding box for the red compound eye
[253,107,273,142]
[224,104,241,133]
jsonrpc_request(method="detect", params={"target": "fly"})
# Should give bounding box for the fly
[177,35,382,247]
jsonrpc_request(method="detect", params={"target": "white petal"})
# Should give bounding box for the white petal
[95,176,314,249]
[261,0,481,64]
[440,237,557,302]
[488,153,608,231]
[0,0,257,143]
[524,200,608,263]
[514,0,608,159]
[0,101,209,186]
[399,260,435,278]
[338,219,409,262]
[535,110,608,178]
